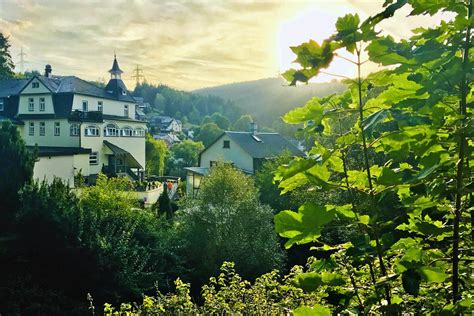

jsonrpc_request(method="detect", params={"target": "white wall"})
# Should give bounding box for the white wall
[80,120,146,175]
[18,79,54,115]
[72,94,136,119]
[34,155,75,187]
[199,134,254,172]
[21,119,80,147]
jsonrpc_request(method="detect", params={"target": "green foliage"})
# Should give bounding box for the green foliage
[145,133,169,176]
[0,120,35,217]
[104,262,324,315]
[133,82,242,125]
[232,114,253,131]
[165,139,204,178]
[0,33,15,79]
[211,112,231,130]
[177,164,285,287]
[275,0,473,313]
[195,122,223,146]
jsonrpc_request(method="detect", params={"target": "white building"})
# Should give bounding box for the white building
[184,123,303,197]
[0,57,146,187]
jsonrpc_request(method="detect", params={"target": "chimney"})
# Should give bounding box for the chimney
[44,64,52,78]
[250,122,258,135]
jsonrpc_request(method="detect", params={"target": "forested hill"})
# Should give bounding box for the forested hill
[193,77,346,125]
[133,83,242,125]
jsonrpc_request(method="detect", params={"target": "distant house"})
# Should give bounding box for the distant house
[184,123,303,197]
[153,132,181,147]
[149,115,182,134]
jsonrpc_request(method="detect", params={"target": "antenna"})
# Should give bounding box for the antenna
[131,64,145,86]
[17,47,28,73]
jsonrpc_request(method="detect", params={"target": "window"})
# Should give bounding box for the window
[121,126,132,136]
[98,101,103,112]
[39,122,45,136]
[82,100,88,112]
[89,152,98,165]
[210,161,218,167]
[54,122,60,136]
[104,123,119,137]
[29,122,34,136]
[84,125,99,136]
[134,128,145,137]
[28,98,34,111]
[39,98,45,111]
[70,124,79,136]
[0,99,4,111]
[124,104,129,117]
[223,140,230,148]
[32,82,39,88]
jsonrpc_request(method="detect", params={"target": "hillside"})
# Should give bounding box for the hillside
[193,77,346,126]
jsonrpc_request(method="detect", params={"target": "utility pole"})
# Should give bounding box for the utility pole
[17,47,28,74]
[131,64,144,86]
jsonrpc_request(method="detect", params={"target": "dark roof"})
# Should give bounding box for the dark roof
[109,57,123,74]
[104,78,135,102]
[0,74,135,102]
[103,140,142,168]
[28,146,92,157]
[0,79,28,98]
[208,131,303,159]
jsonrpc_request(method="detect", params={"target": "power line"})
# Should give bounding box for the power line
[131,64,145,86]
[17,47,28,73]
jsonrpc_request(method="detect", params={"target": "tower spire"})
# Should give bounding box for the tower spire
[109,54,123,79]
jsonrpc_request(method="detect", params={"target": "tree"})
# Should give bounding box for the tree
[177,164,284,288]
[211,112,230,130]
[165,139,204,178]
[274,0,473,313]
[146,134,169,176]
[195,123,222,146]
[0,33,14,79]
[232,114,253,131]
[154,93,166,113]
[0,121,35,219]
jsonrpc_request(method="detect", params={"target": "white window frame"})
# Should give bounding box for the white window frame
[0,99,4,111]
[89,152,98,165]
[124,104,129,117]
[54,122,60,136]
[39,97,45,111]
[98,101,103,112]
[84,125,100,137]
[121,126,132,137]
[70,124,79,136]
[104,123,119,137]
[134,128,145,137]
[82,100,88,112]
[28,98,34,111]
[39,122,46,136]
[29,122,34,136]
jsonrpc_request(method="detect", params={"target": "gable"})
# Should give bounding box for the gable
[20,76,52,94]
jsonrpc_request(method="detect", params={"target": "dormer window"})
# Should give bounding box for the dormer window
[39,98,45,111]
[82,100,88,112]
[0,99,4,111]
[122,90,127,95]
[124,104,129,117]
[32,82,39,88]
[28,98,34,111]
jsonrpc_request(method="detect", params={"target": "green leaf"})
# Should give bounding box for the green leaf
[274,203,336,248]
[358,215,370,225]
[321,272,346,286]
[336,14,360,33]
[293,272,323,292]
[402,269,421,296]
[419,266,448,283]
[293,305,330,316]
[283,98,325,124]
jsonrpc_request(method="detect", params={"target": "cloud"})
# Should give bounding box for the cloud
[0,0,449,90]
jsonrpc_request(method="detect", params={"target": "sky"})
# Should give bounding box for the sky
[0,0,451,91]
